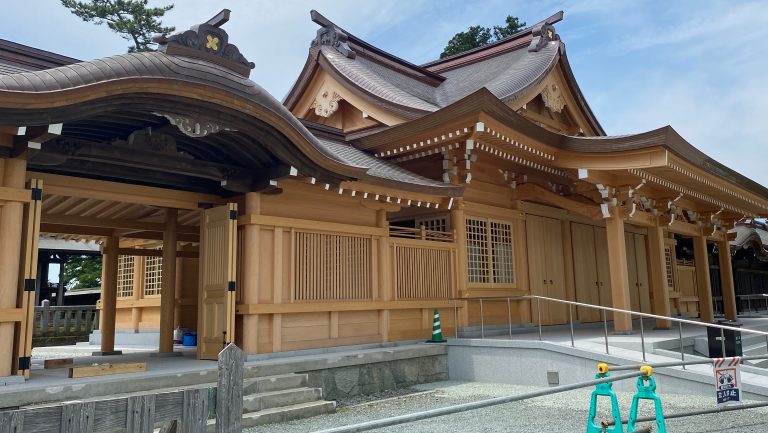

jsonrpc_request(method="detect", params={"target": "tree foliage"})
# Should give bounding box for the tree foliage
[63,255,102,290]
[440,15,527,59]
[60,0,175,52]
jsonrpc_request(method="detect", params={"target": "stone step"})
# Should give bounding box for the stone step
[243,373,308,395]
[241,400,336,428]
[243,387,324,413]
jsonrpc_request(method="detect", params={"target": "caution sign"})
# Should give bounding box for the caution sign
[713,357,742,405]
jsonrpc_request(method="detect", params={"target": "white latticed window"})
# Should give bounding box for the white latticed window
[117,255,135,298]
[466,217,515,285]
[144,256,163,296]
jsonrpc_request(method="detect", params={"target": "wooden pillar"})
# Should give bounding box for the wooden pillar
[0,158,26,376]
[718,239,738,320]
[647,225,671,328]
[97,236,121,355]
[451,204,470,329]
[241,193,260,354]
[56,260,65,306]
[174,253,183,328]
[131,256,142,332]
[377,209,391,342]
[159,208,178,353]
[271,226,283,353]
[605,210,632,333]
[693,235,714,323]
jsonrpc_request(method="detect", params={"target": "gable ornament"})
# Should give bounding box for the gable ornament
[540,80,565,113]
[311,90,343,117]
[154,112,235,138]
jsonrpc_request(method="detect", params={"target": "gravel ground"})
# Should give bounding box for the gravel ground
[248,381,768,433]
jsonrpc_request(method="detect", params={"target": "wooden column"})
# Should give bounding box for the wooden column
[377,209,391,342]
[131,256,142,332]
[647,225,671,328]
[605,210,632,333]
[451,204,470,329]
[159,208,178,353]
[97,236,121,355]
[0,158,26,376]
[718,239,738,320]
[693,235,714,323]
[241,193,261,354]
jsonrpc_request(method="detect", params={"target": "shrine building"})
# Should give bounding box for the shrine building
[0,9,765,380]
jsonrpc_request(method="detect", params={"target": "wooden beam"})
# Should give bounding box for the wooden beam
[0,186,31,203]
[238,214,387,237]
[30,172,223,210]
[0,308,24,323]
[13,123,62,159]
[117,248,198,258]
[44,358,74,369]
[660,217,702,237]
[41,214,198,234]
[514,183,602,220]
[235,300,459,315]
[68,362,147,378]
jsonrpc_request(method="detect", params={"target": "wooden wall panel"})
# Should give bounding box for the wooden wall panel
[571,223,600,322]
[260,181,378,227]
[258,229,275,304]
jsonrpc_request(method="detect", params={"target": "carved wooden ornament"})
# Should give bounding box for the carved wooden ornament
[311,90,342,117]
[541,79,565,113]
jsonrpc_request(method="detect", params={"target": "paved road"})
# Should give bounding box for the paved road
[250,381,768,433]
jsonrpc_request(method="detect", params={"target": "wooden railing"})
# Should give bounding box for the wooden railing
[391,239,457,300]
[0,344,244,433]
[34,300,99,336]
[389,225,455,243]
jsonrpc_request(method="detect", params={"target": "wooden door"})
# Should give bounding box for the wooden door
[197,203,238,360]
[526,216,549,324]
[633,234,652,313]
[543,217,567,325]
[625,233,641,312]
[12,179,42,378]
[571,223,600,322]
[594,228,613,320]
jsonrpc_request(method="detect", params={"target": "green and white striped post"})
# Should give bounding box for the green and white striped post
[426,308,447,343]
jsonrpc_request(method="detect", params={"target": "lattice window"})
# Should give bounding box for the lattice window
[117,255,135,298]
[294,231,372,301]
[415,215,449,232]
[466,217,515,285]
[664,246,674,289]
[394,244,454,300]
[143,256,163,297]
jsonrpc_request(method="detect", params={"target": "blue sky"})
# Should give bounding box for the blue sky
[2,1,767,186]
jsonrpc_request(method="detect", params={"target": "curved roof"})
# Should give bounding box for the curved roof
[731,220,768,261]
[0,43,460,196]
[285,10,604,135]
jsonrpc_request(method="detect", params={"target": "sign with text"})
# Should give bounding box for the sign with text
[713,357,742,405]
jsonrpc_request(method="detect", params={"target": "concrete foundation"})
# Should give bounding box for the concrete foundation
[87,329,160,347]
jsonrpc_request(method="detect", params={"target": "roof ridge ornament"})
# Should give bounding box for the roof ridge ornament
[153,9,255,77]
[310,10,356,59]
[528,10,563,52]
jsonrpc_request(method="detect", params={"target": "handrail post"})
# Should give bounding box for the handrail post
[507,297,512,340]
[639,314,646,362]
[453,301,459,339]
[602,309,609,355]
[537,297,542,341]
[479,299,484,339]
[679,321,685,370]
[720,328,727,357]
[568,304,574,347]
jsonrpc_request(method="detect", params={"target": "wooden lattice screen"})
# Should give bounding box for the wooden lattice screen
[466,217,515,285]
[664,246,675,289]
[117,255,136,298]
[293,231,372,301]
[393,243,455,299]
[143,256,163,296]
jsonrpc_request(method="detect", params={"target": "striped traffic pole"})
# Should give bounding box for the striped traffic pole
[426,308,447,343]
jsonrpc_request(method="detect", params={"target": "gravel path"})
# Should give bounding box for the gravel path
[249,381,768,433]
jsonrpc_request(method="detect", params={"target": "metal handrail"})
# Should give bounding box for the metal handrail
[449,294,768,366]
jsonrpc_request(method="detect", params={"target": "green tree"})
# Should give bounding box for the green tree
[60,0,175,52]
[440,15,526,59]
[62,255,102,290]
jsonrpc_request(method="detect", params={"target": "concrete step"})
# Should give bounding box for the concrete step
[241,400,336,428]
[242,373,308,395]
[243,387,324,413]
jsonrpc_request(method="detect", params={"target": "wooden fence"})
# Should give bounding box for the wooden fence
[34,300,99,337]
[391,238,457,300]
[0,343,244,433]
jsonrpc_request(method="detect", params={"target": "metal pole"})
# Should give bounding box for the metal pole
[604,401,768,427]
[607,354,768,371]
[720,327,727,357]
[479,299,485,339]
[537,297,542,341]
[310,372,644,433]
[678,321,685,370]
[568,304,574,348]
[639,314,645,362]
[603,309,609,355]
[507,297,512,340]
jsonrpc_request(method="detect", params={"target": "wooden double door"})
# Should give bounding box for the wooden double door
[571,223,651,322]
[526,215,567,325]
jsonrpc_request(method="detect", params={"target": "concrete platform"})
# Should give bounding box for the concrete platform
[0,341,447,409]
